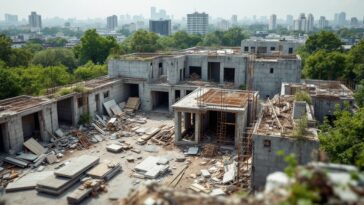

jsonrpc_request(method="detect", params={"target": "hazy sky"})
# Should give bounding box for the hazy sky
[0,0,363,20]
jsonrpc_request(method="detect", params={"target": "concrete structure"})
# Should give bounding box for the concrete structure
[107,15,118,30]
[0,96,58,153]
[269,14,277,31]
[241,38,303,55]
[252,95,319,190]
[187,12,209,35]
[5,14,18,25]
[28,12,42,31]
[231,15,238,26]
[0,77,125,154]
[108,47,302,111]
[281,80,355,122]
[172,88,259,147]
[149,19,171,36]
[306,14,314,32]
[318,16,329,29]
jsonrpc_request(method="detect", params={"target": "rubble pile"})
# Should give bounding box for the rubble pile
[118,181,259,205]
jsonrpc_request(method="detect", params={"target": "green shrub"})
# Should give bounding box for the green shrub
[78,112,92,125]
[294,90,312,105]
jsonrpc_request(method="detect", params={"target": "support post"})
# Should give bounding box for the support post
[174,111,182,143]
[195,113,201,143]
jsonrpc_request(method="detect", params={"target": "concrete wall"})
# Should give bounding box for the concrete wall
[253,58,301,98]
[241,40,302,54]
[252,134,319,190]
[108,60,151,79]
[0,102,58,154]
[312,97,354,122]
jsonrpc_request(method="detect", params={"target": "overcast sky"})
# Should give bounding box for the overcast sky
[0,0,363,20]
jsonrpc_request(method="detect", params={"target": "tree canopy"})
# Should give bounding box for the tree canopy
[74,61,107,81]
[319,106,364,170]
[0,67,21,99]
[75,29,118,64]
[32,48,77,70]
[304,31,342,54]
[303,50,348,80]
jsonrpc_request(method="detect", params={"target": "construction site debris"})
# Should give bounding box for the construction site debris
[16,153,37,162]
[4,156,29,168]
[87,162,121,180]
[5,171,54,192]
[202,144,218,157]
[186,147,199,155]
[54,155,100,178]
[23,138,46,156]
[103,99,118,117]
[124,97,140,112]
[106,144,123,153]
[67,187,92,204]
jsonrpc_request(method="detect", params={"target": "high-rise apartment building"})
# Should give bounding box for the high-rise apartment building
[350,17,359,27]
[107,15,118,30]
[231,15,238,26]
[28,11,42,31]
[269,14,277,30]
[5,14,18,25]
[286,15,293,25]
[187,12,209,35]
[306,14,314,32]
[318,16,329,29]
[149,19,171,36]
[338,12,346,26]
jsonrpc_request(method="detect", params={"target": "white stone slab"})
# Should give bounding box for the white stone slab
[54,155,99,178]
[6,171,54,192]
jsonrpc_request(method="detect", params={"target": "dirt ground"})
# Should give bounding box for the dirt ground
[1,112,235,205]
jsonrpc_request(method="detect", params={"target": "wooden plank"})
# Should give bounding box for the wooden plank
[23,138,46,155]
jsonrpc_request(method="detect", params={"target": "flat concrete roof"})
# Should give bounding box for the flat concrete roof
[0,96,51,118]
[281,80,354,100]
[173,87,255,112]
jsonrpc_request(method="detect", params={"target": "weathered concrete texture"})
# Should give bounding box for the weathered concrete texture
[0,96,58,153]
[252,134,319,190]
[253,58,301,98]
[241,38,303,55]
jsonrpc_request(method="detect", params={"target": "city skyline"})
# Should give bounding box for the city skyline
[0,0,363,21]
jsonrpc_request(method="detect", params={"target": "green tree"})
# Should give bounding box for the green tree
[347,40,364,82]
[319,106,364,170]
[11,65,73,95]
[202,32,222,46]
[0,34,12,64]
[128,30,161,52]
[303,50,348,80]
[74,61,107,80]
[0,68,21,99]
[304,31,342,54]
[46,37,67,47]
[7,48,33,67]
[222,27,248,46]
[76,29,118,64]
[32,48,77,70]
[354,80,364,107]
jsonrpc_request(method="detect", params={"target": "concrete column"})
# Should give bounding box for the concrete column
[184,112,191,130]
[195,113,201,143]
[8,116,24,153]
[169,89,175,112]
[220,62,224,84]
[202,60,208,81]
[174,111,182,143]
[235,112,243,149]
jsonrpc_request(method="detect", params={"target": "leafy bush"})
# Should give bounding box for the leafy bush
[294,90,312,105]
[293,115,308,139]
[78,112,92,125]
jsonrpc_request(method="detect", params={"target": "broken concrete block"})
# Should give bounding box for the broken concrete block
[200,169,211,178]
[46,154,57,164]
[55,129,65,138]
[175,156,186,162]
[186,147,199,155]
[106,144,123,153]
[37,166,45,172]
[23,138,46,156]
[210,188,225,196]
[157,157,169,165]
[126,156,134,162]
[16,153,38,162]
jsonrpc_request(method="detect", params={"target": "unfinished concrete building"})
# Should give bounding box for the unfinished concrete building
[0,96,58,153]
[172,88,259,147]
[50,77,124,127]
[281,79,355,122]
[108,47,302,111]
[252,95,319,190]
[241,38,303,55]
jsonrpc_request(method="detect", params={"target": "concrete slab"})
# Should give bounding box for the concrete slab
[145,165,169,179]
[201,169,211,178]
[86,162,121,180]
[223,162,236,184]
[16,153,38,162]
[67,188,92,204]
[54,155,100,178]
[23,138,46,156]
[6,171,54,192]
[106,144,123,153]
[186,147,199,155]
[134,156,160,173]
[103,100,118,117]
[4,156,28,168]
[36,175,81,195]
